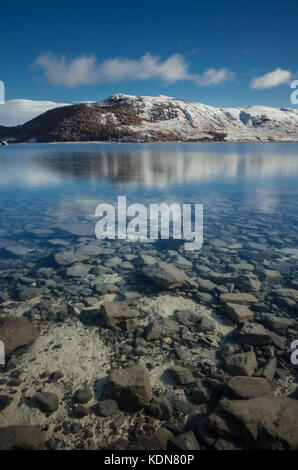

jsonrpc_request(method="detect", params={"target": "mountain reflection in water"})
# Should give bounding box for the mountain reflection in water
[0,143,298,188]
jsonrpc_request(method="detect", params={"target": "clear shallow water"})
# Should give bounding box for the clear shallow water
[1,143,298,450]
[0,142,298,249]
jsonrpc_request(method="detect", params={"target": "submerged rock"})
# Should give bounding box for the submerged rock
[0,425,45,450]
[75,389,93,404]
[171,366,196,385]
[35,392,59,413]
[237,322,271,346]
[224,303,254,323]
[235,274,261,292]
[0,395,13,412]
[224,350,257,376]
[169,431,200,450]
[3,244,28,257]
[0,317,39,359]
[144,319,180,341]
[55,249,87,266]
[226,376,272,399]
[142,261,196,289]
[95,399,119,417]
[66,263,92,278]
[220,293,258,306]
[208,396,298,450]
[108,366,152,411]
[100,301,138,327]
[120,427,173,450]
[148,397,173,420]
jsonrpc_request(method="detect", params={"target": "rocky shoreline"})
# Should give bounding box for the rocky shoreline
[0,222,298,450]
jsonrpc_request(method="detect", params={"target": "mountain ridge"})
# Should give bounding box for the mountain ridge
[1,93,298,143]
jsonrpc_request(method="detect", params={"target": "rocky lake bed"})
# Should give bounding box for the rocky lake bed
[0,216,298,451]
[0,142,298,451]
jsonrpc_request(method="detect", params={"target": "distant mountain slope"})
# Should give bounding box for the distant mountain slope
[1,94,298,143]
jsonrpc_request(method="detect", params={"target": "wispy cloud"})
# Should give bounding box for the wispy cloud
[195,68,236,86]
[0,99,69,126]
[251,68,292,89]
[33,52,236,88]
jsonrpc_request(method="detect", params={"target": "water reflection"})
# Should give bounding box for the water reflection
[0,143,298,188]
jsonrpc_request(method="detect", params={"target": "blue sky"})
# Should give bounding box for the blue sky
[0,0,297,124]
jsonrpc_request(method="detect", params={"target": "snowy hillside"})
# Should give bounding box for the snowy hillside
[95,94,298,142]
[1,93,297,143]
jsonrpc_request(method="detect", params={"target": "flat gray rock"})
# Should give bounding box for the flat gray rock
[209,396,298,450]
[169,431,200,450]
[171,366,196,385]
[225,350,257,376]
[145,319,180,341]
[100,301,138,327]
[238,322,271,346]
[226,376,272,399]
[0,425,45,450]
[224,303,254,323]
[4,244,28,257]
[143,261,196,289]
[220,292,258,306]
[0,317,39,358]
[108,366,152,411]
[66,263,92,278]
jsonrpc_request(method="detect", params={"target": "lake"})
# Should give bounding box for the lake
[1,142,298,449]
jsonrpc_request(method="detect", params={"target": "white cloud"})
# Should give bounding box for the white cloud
[34,52,235,88]
[195,68,236,86]
[251,68,292,89]
[0,99,69,126]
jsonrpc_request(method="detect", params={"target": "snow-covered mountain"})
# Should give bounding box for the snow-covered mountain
[1,93,298,143]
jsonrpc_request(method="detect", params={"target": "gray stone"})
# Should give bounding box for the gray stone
[172,399,196,415]
[169,431,200,450]
[189,385,211,404]
[104,256,122,268]
[66,263,92,278]
[73,405,89,418]
[197,279,217,293]
[4,245,28,257]
[100,301,138,327]
[75,389,92,404]
[35,392,59,413]
[171,366,195,385]
[95,399,119,417]
[108,366,152,411]
[0,317,39,358]
[235,274,261,292]
[238,322,271,346]
[142,262,196,289]
[148,398,173,420]
[145,319,180,341]
[136,254,157,265]
[224,303,254,323]
[260,357,277,382]
[225,350,257,376]
[262,314,294,330]
[198,317,216,333]
[226,376,272,399]
[256,269,283,283]
[220,293,258,306]
[0,395,13,412]
[0,425,44,450]
[208,396,298,450]
[17,286,41,301]
[55,249,87,266]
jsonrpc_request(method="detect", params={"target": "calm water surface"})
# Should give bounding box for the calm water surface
[0,143,297,243]
[0,143,297,283]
